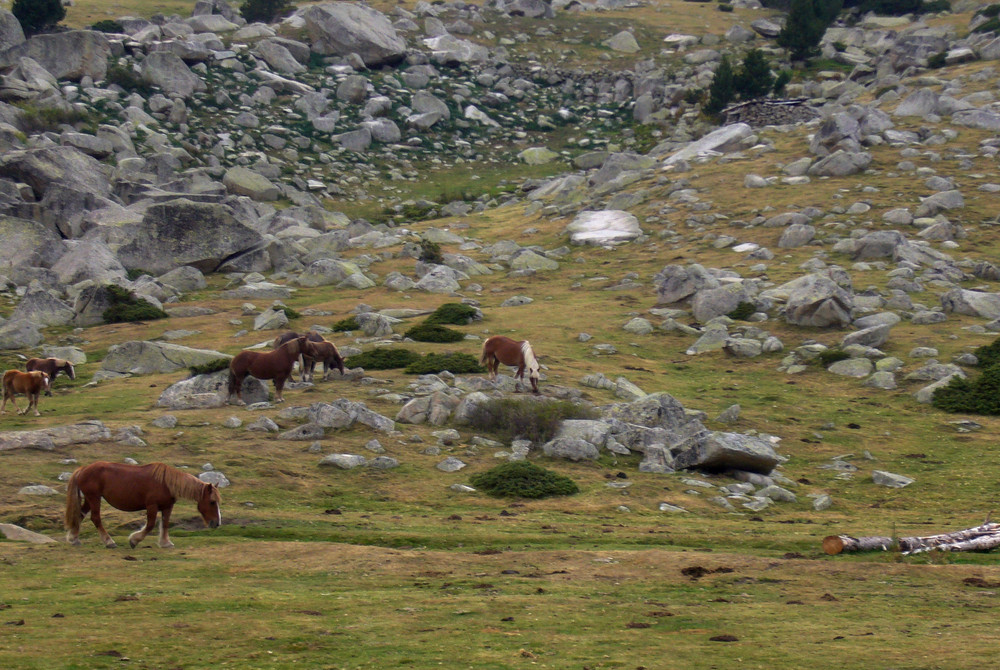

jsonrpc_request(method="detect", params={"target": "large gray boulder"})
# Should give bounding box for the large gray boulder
[0,146,112,201]
[223,167,280,201]
[565,210,642,246]
[0,30,110,81]
[655,263,721,304]
[661,123,752,165]
[0,420,109,451]
[423,34,490,65]
[141,51,207,98]
[807,150,872,177]
[941,289,1000,319]
[603,393,708,453]
[51,240,126,285]
[9,284,74,327]
[780,274,854,328]
[114,199,264,275]
[102,341,229,375]
[0,215,63,274]
[691,284,753,324]
[0,319,43,349]
[0,10,25,52]
[673,431,780,475]
[298,3,406,67]
[157,370,268,409]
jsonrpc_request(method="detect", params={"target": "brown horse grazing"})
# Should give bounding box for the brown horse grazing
[65,461,221,549]
[26,357,75,397]
[272,331,345,382]
[1,370,49,416]
[228,335,307,404]
[480,336,541,394]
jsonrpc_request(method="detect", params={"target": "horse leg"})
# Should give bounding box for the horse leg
[129,506,158,548]
[0,390,7,414]
[30,391,40,416]
[231,373,246,406]
[274,377,286,403]
[158,504,175,548]
[514,364,526,393]
[88,497,116,548]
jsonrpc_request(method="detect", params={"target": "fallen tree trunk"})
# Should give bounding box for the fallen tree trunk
[823,522,1000,555]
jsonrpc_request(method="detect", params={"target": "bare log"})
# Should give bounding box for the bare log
[824,522,1000,555]
[823,535,893,555]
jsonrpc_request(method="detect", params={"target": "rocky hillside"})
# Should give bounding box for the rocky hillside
[1,0,1000,504]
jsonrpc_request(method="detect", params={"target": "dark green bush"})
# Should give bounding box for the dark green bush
[818,348,851,367]
[91,19,124,32]
[240,0,294,23]
[345,348,421,370]
[932,369,1000,414]
[331,316,359,332]
[13,0,65,36]
[932,337,1000,414]
[102,285,169,324]
[974,16,1000,33]
[470,461,579,499]
[404,323,465,343]
[922,0,951,10]
[979,3,1000,18]
[727,302,757,321]
[404,353,485,375]
[189,358,232,377]
[419,239,444,264]
[773,70,792,96]
[718,2,734,10]
[279,305,300,320]
[425,302,479,326]
[465,398,598,444]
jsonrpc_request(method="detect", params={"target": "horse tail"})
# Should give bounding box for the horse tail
[227,367,238,397]
[64,469,82,534]
[480,339,491,366]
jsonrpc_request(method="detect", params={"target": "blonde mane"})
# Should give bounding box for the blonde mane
[150,463,208,501]
[521,341,540,379]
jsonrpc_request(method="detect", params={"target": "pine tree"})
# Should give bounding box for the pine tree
[704,54,736,115]
[777,0,841,62]
[12,0,65,36]
[734,49,775,100]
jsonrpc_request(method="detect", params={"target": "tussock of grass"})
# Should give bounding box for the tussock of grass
[465,398,598,444]
[470,461,579,499]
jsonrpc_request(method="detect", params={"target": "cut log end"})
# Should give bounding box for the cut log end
[822,535,846,555]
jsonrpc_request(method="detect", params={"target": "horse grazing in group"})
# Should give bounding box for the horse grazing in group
[480,335,541,394]
[1,370,49,416]
[228,335,308,404]
[25,357,75,396]
[65,461,222,549]
[272,331,345,382]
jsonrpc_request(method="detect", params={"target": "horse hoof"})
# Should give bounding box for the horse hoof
[105,541,117,549]
[159,541,175,549]
[67,536,81,546]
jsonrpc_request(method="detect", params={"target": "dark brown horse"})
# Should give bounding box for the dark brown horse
[272,331,345,382]
[228,335,307,404]
[480,336,541,394]
[65,461,221,548]
[26,357,75,396]
[1,369,49,416]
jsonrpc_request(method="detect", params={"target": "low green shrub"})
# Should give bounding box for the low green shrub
[718,3,734,11]
[424,303,479,326]
[102,285,169,324]
[91,19,123,32]
[419,239,443,264]
[345,348,421,370]
[15,104,92,134]
[470,461,579,499]
[404,353,485,375]
[978,3,1000,18]
[279,305,300,320]
[932,369,1000,414]
[727,302,756,320]
[465,398,598,444]
[404,323,465,343]
[105,64,152,95]
[240,0,294,23]
[331,316,359,332]
[973,16,1000,32]
[927,51,947,68]
[189,359,231,377]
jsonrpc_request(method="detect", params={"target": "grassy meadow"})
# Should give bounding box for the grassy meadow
[3,0,1000,668]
